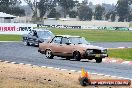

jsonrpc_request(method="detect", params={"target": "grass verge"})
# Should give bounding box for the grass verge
[0,34,21,41]
[108,48,132,61]
[50,29,132,42]
[0,29,132,42]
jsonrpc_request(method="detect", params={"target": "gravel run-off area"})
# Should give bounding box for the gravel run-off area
[0,62,131,88]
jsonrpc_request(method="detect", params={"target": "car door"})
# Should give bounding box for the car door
[27,31,34,43]
[60,37,73,56]
[49,36,62,55]
[28,30,38,44]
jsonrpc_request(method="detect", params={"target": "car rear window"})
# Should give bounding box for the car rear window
[69,37,89,44]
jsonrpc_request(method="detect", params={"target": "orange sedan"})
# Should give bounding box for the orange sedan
[38,35,108,63]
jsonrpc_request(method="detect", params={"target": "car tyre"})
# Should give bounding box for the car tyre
[23,40,30,46]
[73,51,81,61]
[66,57,71,60]
[45,49,54,59]
[88,58,92,60]
[95,58,102,63]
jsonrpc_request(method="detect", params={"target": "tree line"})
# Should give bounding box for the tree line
[0,0,131,22]
[28,0,131,22]
[0,0,25,16]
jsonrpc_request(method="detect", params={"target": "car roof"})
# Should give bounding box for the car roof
[55,35,81,38]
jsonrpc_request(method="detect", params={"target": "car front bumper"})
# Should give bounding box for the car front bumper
[83,53,108,58]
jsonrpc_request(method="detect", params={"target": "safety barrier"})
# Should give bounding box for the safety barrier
[0,23,131,35]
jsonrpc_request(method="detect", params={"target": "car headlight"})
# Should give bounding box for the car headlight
[102,49,107,53]
[86,50,93,54]
[35,39,39,41]
[39,39,44,43]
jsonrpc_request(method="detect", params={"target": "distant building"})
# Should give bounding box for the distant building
[0,12,16,23]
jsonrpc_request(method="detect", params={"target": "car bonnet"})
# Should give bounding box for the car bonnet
[76,44,105,50]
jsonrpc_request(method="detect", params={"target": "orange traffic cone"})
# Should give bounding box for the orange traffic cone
[85,71,89,78]
[81,67,85,77]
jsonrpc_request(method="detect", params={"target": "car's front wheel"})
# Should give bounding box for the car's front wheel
[23,40,30,46]
[73,51,81,61]
[45,49,54,59]
[95,58,102,63]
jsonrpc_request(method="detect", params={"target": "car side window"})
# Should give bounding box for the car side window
[29,31,33,35]
[61,37,69,44]
[52,37,62,44]
[33,31,38,37]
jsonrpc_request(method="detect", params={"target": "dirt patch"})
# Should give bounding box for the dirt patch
[0,62,131,88]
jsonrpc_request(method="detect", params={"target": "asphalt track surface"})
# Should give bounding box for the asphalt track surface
[0,42,132,80]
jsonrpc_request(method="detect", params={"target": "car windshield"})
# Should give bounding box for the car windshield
[37,31,54,39]
[69,37,90,44]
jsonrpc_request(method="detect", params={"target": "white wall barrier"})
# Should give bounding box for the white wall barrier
[0,23,37,35]
[81,26,98,29]
[37,24,81,29]
[129,28,132,30]
[37,24,130,31]
[96,27,130,31]
[0,23,131,35]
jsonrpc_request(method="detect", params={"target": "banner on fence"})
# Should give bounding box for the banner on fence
[0,23,37,35]
[0,23,131,35]
[37,24,81,29]
[37,24,130,31]
[97,27,129,31]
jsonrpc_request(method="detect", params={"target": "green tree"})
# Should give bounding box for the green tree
[69,11,78,18]
[78,5,93,21]
[10,7,25,16]
[0,0,25,16]
[116,0,130,22]
[0,0,21,8]
[0,0,12,13]
[110,12,116,22]
[94,5,105,20]
[0,3,9,13]
[47,8,61,19]
[128,0,132,4]
[105,12,111,21]
[0,0,10,5]
[57,0,75,18]
[38,0,56,18]
[48,8,57,18]
[128,13,132,22]
[23,0,35,13]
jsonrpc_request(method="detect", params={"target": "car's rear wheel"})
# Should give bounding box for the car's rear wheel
[73,51,81,61]
[95,58,102,63]
[66,57,71,60]
[45,49,53,59]
[88,58,92,60]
